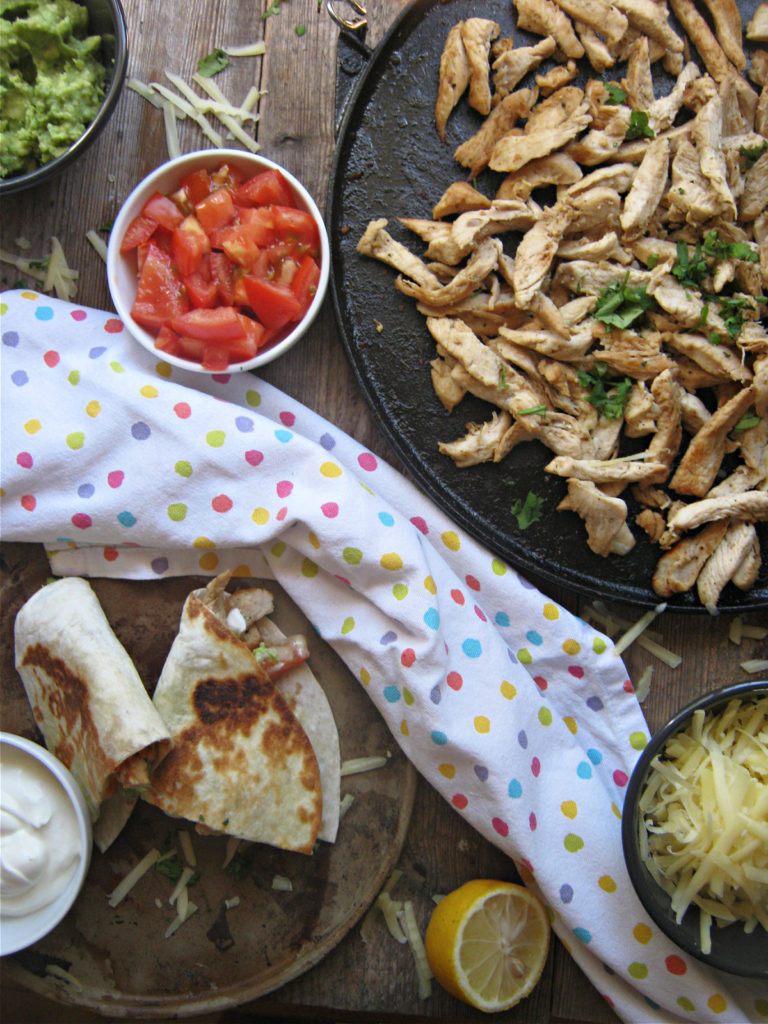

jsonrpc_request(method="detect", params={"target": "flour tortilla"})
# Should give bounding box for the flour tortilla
[252,615,341,843]
[142,590,323,855]
[13,578,173,850]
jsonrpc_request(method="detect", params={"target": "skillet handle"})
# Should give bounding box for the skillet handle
[329,0,374,134]
[326,0,368,32]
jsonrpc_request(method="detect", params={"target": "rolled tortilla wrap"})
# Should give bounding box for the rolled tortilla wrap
[13,577,173,847]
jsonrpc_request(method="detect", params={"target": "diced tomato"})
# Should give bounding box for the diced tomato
[201,344,231,372]
[172,215,210,277]
[227,314,268,362]
[178,168,211,205]
[209,251,236,305]
[234,168,294,207]
[141,191,184,231]
[169,306,246,342]
[272,206,320,254]
[183,270,218,309]
[243,275,302,331]
[120,214,157,252]
[154,323,182,356]
[195,187,236,233]
[131,242,190,330]
[291,254,321,317]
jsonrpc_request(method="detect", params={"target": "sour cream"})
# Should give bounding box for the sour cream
[0,743,82,918]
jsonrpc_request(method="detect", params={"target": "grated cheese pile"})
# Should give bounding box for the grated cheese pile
[639,696,768,952]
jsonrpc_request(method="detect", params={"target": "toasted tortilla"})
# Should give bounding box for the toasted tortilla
[13,578,172,850]
[256,616,341,843]
[142,589,323,855]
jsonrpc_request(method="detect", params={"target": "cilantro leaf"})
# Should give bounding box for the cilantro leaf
[295,23,306,35]
[510,491,544,530]
[605,82,627,104]
[197,48,230,77]
[671,240,708,290]
[739,140,768,169]
[702,230,758,264]
[577,362,633,419]
[625,110,654,141]
[263,0,281,16]
[732,408,761,435]
[593,272,656,329]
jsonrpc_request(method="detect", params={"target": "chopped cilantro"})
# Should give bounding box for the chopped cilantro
[732,408,761,434]
[263,0,281,16]
[577,362,633,419]
[645,253,659,269]
[498,365,509,390]
[225,850,254,880]
[593,272,656,329]
[625,110,654,141]
[604,82,627,104]
[739,140,768,169]
[295,23,306,35]
[517,404,547,415]
[156,855,183,881]
[702,230,758,264]
[197,48,230,77]
[510,491,544,530]
[671,240,708,289]
[716,295,752,340]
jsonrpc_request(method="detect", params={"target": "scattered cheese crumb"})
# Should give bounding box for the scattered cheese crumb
[108,848,162,907]
[45,965,83,990]
[165,900,198,938]
[741,659,768,674]
[613,603,667,657]
[634,665,653,703]
[400,900,433,999]
[340,754,389,776]
[179,830,196,867]
[338,792,355,819]
[86,229,108,262]
[223,42,266,57]
[272,874,293,891]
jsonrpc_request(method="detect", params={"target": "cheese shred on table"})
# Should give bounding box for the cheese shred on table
[639,697,768,951]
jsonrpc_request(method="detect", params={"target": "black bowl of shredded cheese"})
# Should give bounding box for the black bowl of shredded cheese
[622,680,768,978]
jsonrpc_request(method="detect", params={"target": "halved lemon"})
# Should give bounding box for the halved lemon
[424,879,550,1012]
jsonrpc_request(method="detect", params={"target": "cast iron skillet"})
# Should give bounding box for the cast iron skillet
[327,0,767,612]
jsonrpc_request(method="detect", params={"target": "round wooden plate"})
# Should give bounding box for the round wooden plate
[0,542,417,1017]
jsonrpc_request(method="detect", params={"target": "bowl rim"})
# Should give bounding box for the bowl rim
[621,679,768,977]
[106,148,331,374]
[0,0,129,197]
[0,731,92,957]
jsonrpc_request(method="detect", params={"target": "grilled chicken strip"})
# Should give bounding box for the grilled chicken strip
[652,520,729,596]
[557,478,636,556]
[697,520,758,611]
[670,385,755,496]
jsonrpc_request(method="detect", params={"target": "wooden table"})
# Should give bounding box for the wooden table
[1,1,766,1021]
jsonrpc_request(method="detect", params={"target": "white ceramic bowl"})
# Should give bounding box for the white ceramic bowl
[107,148,330,373]
[0,733,92,956]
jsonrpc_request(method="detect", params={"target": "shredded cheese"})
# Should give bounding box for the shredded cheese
[340,754,389,776]
[271,874,293,891]
[613,602,667,657]
[162,100,182,160]
[86,229,108,262]
[179,830,196,867]
[165,900,198,938]
[639,696,768,946]
[223,42,266,57]
[741,659,768,674]
[108,848,163,907]
[222,836,242,869]
[191,73,260,151]
[400,900,433,999]
[634,665,653,704]
[169,865,195,907]
[338,792,355,819]
[45,965,83,990]
[377,891,407,943]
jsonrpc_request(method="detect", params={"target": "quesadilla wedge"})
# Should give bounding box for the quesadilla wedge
[13,577,173,851]
[142,585,323,855]
[196,573,342,843]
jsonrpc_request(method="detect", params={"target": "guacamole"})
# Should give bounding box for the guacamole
[0,0,106,178]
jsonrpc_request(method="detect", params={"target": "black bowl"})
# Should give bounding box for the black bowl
[0,0,128,195]
[622,679,768,978]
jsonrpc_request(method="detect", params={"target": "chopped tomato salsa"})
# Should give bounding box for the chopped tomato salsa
[121,162,323,368]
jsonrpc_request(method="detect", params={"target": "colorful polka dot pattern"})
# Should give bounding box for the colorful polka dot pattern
[2,291,766,1024]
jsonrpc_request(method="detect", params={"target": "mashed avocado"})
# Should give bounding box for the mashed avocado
[0,0,106,178]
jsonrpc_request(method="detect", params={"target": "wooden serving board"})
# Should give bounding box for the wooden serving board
[0,541,416,1018]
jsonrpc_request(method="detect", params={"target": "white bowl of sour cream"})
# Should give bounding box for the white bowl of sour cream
[0,733,92,956]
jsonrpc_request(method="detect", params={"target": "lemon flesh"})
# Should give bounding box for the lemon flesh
[425,880,550,1012]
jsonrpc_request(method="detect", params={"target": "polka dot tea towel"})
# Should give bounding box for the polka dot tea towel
[2,290,766,1024]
